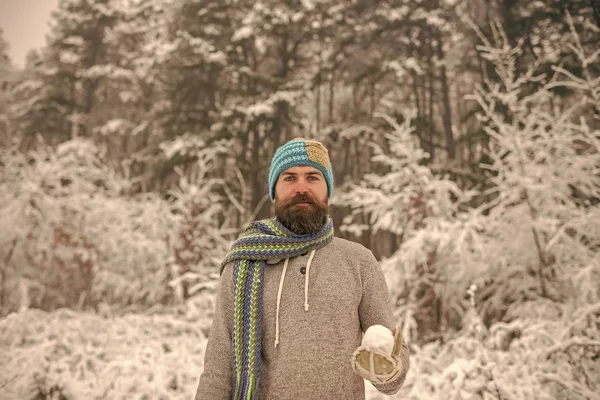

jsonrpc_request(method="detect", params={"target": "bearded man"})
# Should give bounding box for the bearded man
[195,138,409,400]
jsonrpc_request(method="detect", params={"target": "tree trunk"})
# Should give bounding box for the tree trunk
[437,34,456,160]
[427,71,435,163]
[315,74,321,134]
[328,72,335,124]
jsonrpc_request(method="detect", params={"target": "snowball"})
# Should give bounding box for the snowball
[362,325,394,356]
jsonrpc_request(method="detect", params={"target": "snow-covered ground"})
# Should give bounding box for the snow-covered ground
[2,295,598,399]
[0,306,211,400]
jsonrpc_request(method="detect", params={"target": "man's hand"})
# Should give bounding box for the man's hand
[351,326,404,384]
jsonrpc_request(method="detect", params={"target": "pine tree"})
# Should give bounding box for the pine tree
[393,19,600,399]
[332,113,473,341]
[11,0,119,149]
[0,27,13,146]
[153,0,323,216]
[87,0,171,180]
[467,15,600,323]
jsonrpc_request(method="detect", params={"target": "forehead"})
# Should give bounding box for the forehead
[280,165,322,176]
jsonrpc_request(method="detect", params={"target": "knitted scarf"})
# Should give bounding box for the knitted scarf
[221,217,334,400]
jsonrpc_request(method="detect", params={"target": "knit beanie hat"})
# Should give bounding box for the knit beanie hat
[268,138,334,201]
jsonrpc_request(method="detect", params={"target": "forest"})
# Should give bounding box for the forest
[1,0,599,399]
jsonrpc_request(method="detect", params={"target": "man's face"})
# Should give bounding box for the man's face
[274,165,329,235]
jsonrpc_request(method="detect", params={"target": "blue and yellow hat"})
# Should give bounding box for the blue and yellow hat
[268,138,334,201]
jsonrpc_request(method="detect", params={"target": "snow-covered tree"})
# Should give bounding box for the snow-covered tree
[0,27,11,80]
[162,138,235,302]
[0,27,13,146]
[331,112,475,342]
[10,0,119,149]
[464,15,600,320]
[0,137,231,314]
[368,16,600,400]
[155,0,313,216]
[88,0,170,164]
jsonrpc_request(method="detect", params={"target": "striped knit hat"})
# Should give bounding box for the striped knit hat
[268,138,334,201]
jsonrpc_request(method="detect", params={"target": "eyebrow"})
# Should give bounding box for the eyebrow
[281,171,323,177]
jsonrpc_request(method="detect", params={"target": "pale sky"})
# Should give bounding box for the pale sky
[0,0,60,67]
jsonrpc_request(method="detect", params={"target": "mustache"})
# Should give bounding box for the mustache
[288,193,315,205]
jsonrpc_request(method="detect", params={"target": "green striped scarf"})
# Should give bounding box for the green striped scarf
[221,217,334,400]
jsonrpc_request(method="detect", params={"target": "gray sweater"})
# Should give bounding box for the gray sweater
[195,237,409,399]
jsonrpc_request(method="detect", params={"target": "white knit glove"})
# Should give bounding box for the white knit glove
[351,325,404,384]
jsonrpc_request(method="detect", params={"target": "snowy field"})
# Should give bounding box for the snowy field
[2,292,599,399]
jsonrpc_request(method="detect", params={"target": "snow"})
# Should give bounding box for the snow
[240,90,301,119]
[300,0,315,11]
[426,14,446,28]
[159,134,208,159]
[62,36,85,47]
[118,90,135,103]
[59,50,81,65]
[232,26,254,42]
[81,64,132,79]
[291,12,305,23]
[246,102,273,116]
[56,137,100,160]
[96,119,131,136]
[207,50,227,64]
[363,325,394,356]
[1,2,599,399]
[0,308,210,400]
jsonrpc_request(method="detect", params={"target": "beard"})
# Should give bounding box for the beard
[275,192,328,235]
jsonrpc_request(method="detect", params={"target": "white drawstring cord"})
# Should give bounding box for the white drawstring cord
[274,258,289,348]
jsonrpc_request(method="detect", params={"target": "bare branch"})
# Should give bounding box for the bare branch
[0,373,19,391]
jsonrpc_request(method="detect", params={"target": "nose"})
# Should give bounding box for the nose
[293,187,308,196]
[292,179,309,195]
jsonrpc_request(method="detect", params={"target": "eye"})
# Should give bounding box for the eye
[283,176,295,182]
[308,175,320,181]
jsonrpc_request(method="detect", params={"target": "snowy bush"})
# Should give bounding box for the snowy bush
[332,113,476,342]
[464,18,600,321]
[0,308,207,400]
[0,138,230,314]
[367,292,600,400]
[166,143,235,302]
[353,16,600,400]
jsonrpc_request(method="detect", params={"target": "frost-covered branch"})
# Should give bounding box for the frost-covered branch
[538,373,600,400]
[543,337,600,359]
[559,302,600,341]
